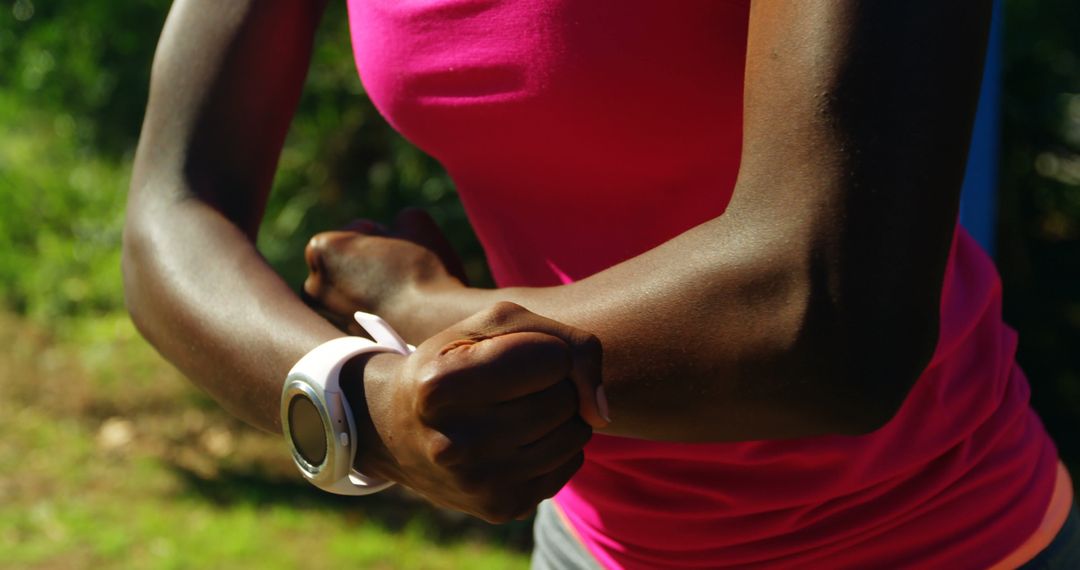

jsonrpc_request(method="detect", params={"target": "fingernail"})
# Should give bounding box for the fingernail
[596,385,611,423]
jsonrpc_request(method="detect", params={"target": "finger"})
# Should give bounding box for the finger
[303,269,356,311]
[428,380,578,461]
[566,332,609,429]
[527,450,586,502]
[302,264,366,319]
[488,380,578,446]
[393,208,469,284]
[421,332,572,412]
[304,232,327,276]
[516,416,591,478]
[452,302,610,428]
[303,233,336,306]
[304,231,357,282]
[302,231,380,316]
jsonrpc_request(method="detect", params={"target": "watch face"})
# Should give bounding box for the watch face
[288,395,327,466]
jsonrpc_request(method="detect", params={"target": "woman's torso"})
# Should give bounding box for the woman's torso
[346,1,1059,567]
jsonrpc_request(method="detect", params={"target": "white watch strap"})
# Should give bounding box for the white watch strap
[289,335,387,392]
[285,312,415,496]
[354,311,414,354]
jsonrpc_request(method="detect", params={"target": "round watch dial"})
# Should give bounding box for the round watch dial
[288,395,327,466]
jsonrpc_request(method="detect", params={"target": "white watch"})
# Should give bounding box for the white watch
[281,311,414,495]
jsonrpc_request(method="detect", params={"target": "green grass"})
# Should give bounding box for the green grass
[0,312,531,569]
[0,53,526,570]
[0,91,127,321]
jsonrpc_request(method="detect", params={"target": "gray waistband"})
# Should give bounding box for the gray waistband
[531,500,603,570]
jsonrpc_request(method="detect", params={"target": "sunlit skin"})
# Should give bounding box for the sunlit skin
[124,0,992,521]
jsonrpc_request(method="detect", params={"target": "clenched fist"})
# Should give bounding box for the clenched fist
[346,302,609,523]
[303,208,469,341]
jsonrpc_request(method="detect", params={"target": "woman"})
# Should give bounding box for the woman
[123,0,1076,567]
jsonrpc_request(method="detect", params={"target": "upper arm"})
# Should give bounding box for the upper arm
[130,0,327,238]
[737,1,992,215]
[731,1,993,422]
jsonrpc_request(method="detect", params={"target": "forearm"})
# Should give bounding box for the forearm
[424,222,846,442]
[124,197,347,432]
[124,0,339,432]
[413,2,992,441]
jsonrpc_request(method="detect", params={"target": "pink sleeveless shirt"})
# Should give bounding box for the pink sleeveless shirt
[345,1,1060,567]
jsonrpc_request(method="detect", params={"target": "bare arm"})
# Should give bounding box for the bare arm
[526,1,993,440]
[125,2,604,522]
[308,1,994,441]
[124,0,346,432]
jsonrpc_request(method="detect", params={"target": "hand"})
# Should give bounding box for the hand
[350,302,609,523]
[303,208,469,340]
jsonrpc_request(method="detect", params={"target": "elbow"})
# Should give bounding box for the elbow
[813,301,940,436]
[867,322,939,433]
[783,239,945,436]
[121,205,155,342]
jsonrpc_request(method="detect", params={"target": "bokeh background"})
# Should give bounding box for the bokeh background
[1,0,1077,568]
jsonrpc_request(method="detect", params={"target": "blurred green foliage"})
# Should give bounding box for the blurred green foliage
[0,92,126,320]
[1000,0,1080,466]
[0,0,1077,567]
[0,0,486,327]
[0,0,1076,498]
[1,5,510,565]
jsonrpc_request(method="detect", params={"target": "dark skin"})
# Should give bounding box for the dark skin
[123,0,602,524]
[350,304,600,523]
[124,0,991,520]
[306,2,994,441]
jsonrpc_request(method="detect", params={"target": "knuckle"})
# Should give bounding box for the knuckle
[425,433,460,467]
[305,234,325,255]
[483,301,526,324]
[312,232,356,259]
[306,233,338,257]
[302,274,322,298]
[414,361,452,413]
[304,237,324,273]
[306,233,357,279]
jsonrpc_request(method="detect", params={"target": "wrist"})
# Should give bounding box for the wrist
[339,351,406,483]
[395,282,486,342]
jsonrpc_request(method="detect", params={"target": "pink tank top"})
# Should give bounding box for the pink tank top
[346,2,1060,567]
